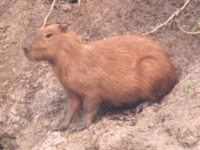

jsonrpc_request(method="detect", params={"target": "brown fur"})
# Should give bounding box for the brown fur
[22,24,178,132]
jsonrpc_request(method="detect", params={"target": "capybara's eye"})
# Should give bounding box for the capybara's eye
[45,33,53,38]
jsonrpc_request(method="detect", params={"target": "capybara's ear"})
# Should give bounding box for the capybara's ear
[58,24,68,33]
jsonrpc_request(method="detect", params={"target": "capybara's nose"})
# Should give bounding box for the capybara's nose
[22,39,31,54]
[23,47,29,54]
[22,34,35,54]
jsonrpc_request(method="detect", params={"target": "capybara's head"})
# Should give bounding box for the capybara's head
[22,23,75,63]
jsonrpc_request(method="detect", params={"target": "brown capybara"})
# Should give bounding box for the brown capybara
[22,23,178,132]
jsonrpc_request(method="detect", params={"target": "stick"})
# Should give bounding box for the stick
[42,0,57,28]
[78,0,81,7]
[176,19,200,35]
[143,0,191,35]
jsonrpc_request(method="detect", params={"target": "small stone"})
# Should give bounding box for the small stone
[61,4,72,12]
[122,110,131,115]
[153,106,159,112]
[84,36,90,41]
[2,80,9,86]
[119,116,125,121]
[148,123,155,129]
[130,119,136,126]
[0,22,6,29]
[184,135,199,146]
[0,115,5,123]
[117,121,123,126]
[109,114,120,120]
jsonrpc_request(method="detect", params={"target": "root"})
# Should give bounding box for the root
[78,0,81,7]
[143,0,192,35]
[176,19,200,35]
[42,0,81,28]
[42,0,57,28]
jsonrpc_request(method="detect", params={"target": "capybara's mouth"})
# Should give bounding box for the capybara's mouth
[23,53,36,62]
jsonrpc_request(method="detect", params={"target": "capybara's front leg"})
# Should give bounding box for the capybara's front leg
[70,97,99,132]
[51,94,81,132]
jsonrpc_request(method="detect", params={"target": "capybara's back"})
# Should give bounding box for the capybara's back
[82,35,178,106]
[22,24,178,132]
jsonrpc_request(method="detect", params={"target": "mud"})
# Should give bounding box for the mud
[0,0,200,149]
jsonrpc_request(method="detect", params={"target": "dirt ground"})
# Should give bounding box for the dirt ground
[0,0,200,149]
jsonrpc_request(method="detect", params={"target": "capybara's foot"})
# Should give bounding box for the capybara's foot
[51,122,68,132]
[70,121,88,133]
[135,101,151,115]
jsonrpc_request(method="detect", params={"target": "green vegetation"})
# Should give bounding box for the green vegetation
[183,81,195,95]
[192,19,200,32]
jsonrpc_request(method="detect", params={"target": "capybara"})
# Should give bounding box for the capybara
[22,23,178,132]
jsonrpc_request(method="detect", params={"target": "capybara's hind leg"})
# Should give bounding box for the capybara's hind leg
[70,97,99,132]
[51,95,81,132]
[135,101,151,115]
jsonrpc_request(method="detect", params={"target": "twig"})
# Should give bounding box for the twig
[143,0,191,35]
[176,19,200,35]
[42,0,57,28]
[78,0,81,7]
